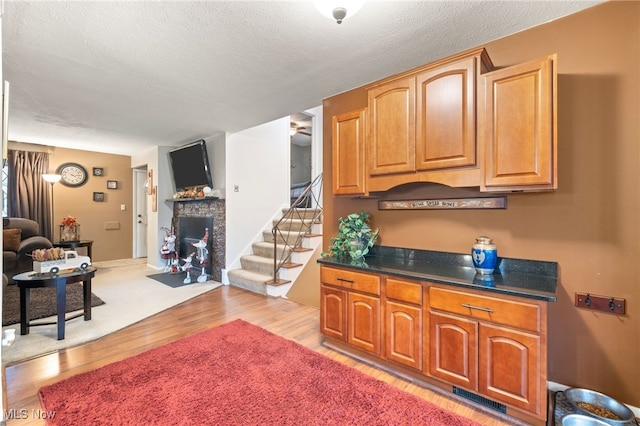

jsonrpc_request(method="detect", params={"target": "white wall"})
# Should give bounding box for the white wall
[130,107,321,278]
[206,133,226,197]
[224,117,290,272]
[131,145,172,270]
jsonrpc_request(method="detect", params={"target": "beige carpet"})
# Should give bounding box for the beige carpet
[1,259,222,365]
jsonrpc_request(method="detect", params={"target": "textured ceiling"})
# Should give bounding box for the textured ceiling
[2,0,602,156]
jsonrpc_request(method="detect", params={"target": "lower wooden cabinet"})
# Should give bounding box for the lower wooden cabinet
[384,277,423,370]
[320,265,548,423]
[385,301,422,370]
[428,285,546,418]
[348,292,380,354]
[320,266,381,356]
[479,323,541,412]
[320,286,347,341]
[429,311,478,389]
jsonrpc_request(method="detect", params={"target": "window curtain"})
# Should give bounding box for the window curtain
[7,150,53,240]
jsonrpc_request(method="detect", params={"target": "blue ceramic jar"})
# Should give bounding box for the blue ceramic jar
[472,236,497,275]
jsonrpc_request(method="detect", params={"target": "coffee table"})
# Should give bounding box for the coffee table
[12,267,97,340]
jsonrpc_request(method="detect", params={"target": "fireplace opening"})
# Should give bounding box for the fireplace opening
[177,217,214,277]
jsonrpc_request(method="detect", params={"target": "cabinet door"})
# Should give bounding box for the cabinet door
[429,311,478,390]
[415,55,477,171]
[348,292,381,355]
[367,76,416,176]
[320,286,347,342]
[332,109,367,195]
[385,301,422,370]
[479,323,542,415]
[482,55,557,191]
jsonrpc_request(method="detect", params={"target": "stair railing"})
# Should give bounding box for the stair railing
[269,174,323,284]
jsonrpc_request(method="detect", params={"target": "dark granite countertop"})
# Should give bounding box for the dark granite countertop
[317,246,558,302]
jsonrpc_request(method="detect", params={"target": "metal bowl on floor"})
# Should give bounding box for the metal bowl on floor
[564,388,636,425]
[562,414,612,426]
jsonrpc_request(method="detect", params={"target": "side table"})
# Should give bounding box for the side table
[12,267,97,340]
[54,240,94,259]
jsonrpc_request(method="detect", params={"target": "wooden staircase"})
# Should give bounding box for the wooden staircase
[226,209,322,296]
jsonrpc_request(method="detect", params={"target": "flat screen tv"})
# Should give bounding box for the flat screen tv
[168,140,213,191]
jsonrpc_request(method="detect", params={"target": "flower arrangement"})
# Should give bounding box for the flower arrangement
[322,212,380,262]
[61,215,78,227]
[32,247,66,262]
[60,215,80,241]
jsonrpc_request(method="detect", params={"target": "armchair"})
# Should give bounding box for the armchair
[3,217,54,281]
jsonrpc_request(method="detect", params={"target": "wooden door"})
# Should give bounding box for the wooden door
[385,301,422,370]
[348,292,381,355]
[367,76,416,176]
[320,286,347,342]
[429,311,478,390]
[415,55,477,171]
[479,323,542,416]
[332,109,367,195]
[482,54,557,191]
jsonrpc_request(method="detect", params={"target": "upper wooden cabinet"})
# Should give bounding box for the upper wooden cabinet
[367,75,416,176]
[482,54,557,192]
[329,49,558,196]
[332,109,367,195]
[415,54,482,171]
[366,48,493,192]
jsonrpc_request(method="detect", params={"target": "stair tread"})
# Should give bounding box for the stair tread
[280,262,302,269]
[265,278,292,286]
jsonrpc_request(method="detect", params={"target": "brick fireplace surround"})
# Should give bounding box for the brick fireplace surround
[171,198,225,282]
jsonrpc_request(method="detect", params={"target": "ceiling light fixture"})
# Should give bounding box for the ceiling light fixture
[314,1,365,24]
[290,123,298,136]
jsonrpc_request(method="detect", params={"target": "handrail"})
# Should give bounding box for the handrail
[270,174,323,284]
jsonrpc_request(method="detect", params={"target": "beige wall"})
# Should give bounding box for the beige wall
[47,147,133,262]
[322,1,640,406]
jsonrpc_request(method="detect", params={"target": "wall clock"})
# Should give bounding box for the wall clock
[56,162,88,187]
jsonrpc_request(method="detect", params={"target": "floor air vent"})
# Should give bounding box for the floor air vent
[452,387,507,414]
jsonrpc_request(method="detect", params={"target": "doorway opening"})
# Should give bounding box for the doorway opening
[290,111,313,185]
[133,167,148,258]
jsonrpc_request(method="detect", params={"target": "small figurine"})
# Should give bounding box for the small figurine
[191,228,209,283]
[160,227,178,273]
[181,252,195,284]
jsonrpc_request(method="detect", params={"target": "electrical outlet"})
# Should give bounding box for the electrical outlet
[120,204,126,211]
[234,185,239,192]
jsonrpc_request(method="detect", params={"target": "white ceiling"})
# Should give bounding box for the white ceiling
[2,0,602,156]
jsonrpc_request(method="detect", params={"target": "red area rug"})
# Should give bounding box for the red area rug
[39,319,479,425]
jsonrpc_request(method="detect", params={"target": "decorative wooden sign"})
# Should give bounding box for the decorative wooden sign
[378,197,507,210]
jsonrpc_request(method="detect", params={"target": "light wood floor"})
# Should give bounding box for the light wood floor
[3,285,520,425]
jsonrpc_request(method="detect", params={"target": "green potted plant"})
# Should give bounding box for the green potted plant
[323,212,380,262]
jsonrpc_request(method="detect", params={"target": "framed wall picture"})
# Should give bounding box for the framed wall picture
[93,167,104,176]
[107,180,118,189]
[93,192,105,202]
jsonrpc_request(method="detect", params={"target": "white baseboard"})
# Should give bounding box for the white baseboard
[548,381,640,418]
